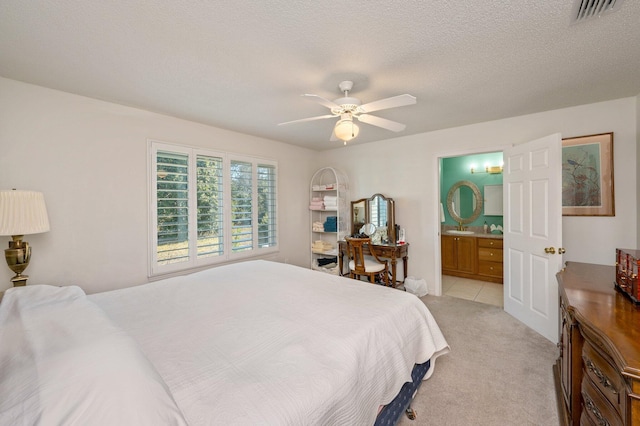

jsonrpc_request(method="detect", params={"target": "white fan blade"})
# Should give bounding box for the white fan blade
[359,94,416,113]
[357,114,406,132]
[278,114,335,126]
[302,94,340,110]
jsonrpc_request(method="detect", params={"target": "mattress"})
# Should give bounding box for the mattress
[1,260,449,425]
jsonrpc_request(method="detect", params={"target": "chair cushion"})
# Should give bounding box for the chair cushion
[349,257,386,273]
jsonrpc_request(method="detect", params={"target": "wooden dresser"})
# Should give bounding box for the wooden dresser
[555,261,640,425]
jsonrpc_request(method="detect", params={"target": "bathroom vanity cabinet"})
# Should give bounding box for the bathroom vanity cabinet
[477,238,503,281]
[441,235,476,275]
[441,234,503,284]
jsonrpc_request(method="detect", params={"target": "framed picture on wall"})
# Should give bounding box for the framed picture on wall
[562,132,614,216]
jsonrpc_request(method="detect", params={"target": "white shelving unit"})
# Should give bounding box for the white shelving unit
[309,167,349,275]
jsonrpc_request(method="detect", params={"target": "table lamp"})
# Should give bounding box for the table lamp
[0,190,50,286]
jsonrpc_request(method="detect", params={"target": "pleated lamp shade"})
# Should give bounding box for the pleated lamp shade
[0,190,50,236]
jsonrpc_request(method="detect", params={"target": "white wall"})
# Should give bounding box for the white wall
[2,76,636,297]
[317,97,638,295]
[0,78,315,293]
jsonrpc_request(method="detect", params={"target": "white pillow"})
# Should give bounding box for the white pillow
[0,285,188,425]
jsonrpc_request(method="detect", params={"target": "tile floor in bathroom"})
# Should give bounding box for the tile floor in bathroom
[442,275,503,308]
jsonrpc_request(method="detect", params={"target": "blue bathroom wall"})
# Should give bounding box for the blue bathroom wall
[440,152,504,229]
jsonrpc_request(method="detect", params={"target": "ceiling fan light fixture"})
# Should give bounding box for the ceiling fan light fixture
[334,116,360,144]
[279,80,415,145]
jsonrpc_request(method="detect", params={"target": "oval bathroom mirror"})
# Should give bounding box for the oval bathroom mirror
[446,180,483,225]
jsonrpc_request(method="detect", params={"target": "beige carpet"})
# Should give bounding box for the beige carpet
[397,294,559,426]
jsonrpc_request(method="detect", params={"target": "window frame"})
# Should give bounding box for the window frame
[148,140,278,277]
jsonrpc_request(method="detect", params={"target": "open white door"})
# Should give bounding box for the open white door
[503,133,563,343]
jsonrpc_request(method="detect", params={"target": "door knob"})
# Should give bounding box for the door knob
[544,247,556,254]
[558,248,566,254]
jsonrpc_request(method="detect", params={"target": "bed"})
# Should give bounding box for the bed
[0,260,449,425]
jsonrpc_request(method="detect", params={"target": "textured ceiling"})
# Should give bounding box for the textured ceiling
[1,1,639,151]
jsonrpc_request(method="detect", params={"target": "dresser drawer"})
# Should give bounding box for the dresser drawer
[582,341,626,417]
[478,261,503,278]
[478,247,502,262]
[581,376,623,426]
[477,238,503,249]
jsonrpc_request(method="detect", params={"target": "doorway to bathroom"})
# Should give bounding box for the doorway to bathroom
[439,150,504,307]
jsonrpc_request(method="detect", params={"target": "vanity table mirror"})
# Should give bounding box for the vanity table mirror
[446,180,483,226]
[350,194,396,243]
[351,199,366,235]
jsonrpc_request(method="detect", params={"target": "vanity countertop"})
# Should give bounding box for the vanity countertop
[474,233,503,239]
[441,227,503,239]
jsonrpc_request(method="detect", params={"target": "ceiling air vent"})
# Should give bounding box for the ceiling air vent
[572,0,625,23]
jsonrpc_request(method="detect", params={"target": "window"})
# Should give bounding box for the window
[231,160,253,252]
[156,150,190,265]
[149,141,277,276]
[257,164,277,248]
[196,154,224,258]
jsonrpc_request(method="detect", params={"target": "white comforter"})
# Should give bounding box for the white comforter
[0,285,187,425]
[91,260,449,425]
[1,260,449,425]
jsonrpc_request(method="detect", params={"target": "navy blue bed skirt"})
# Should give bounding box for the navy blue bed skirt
[374,360,431,426]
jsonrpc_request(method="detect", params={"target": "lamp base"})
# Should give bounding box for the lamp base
[5,235,31,287]
[11,274,28,287]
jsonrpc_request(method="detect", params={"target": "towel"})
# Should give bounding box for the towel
[312,240,334,253]
[323,199,337,208]
[324,216,337,232]
[309,198,325,210]
[317,256,338,266]
[440,202,445,223]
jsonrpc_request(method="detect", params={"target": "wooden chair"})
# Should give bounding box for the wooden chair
[345,237,389,285]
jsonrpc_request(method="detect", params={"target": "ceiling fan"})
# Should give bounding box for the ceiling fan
[278,81,417,144]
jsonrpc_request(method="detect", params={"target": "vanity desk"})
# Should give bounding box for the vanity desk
[343,194,408,287]
[337,241,409,287]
